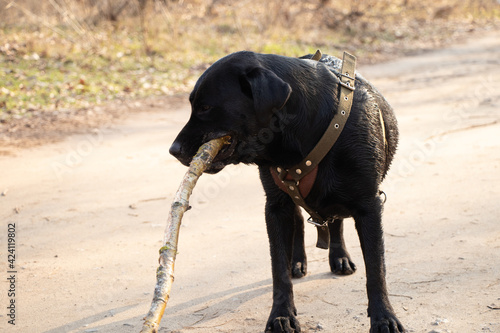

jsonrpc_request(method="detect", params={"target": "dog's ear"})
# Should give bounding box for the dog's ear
[240,67,292,124]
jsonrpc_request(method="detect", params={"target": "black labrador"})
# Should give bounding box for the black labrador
[169,51,404,333]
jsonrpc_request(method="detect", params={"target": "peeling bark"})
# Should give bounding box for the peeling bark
[141,136,230,333]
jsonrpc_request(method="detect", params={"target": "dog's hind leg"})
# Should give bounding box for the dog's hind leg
[292,206,307,278]
[328,219,356,275]
[353,197,404,333]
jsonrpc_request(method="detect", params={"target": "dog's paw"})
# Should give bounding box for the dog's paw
[265,315,301,333]
[291,260,307,278]
[370,311,405,333]
[265,305,301,333]
[329,255,356,275]
[329,246,356,275]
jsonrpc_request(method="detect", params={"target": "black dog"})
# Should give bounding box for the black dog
[169,51,404,333]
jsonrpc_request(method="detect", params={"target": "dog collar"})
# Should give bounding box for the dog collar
[270,50,356,249]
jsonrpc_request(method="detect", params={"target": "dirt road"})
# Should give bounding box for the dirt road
[1,31,499,333]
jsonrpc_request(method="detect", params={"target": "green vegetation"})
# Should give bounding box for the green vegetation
[1,0,499,120]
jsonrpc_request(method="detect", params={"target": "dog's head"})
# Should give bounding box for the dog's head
[169,51,292,173]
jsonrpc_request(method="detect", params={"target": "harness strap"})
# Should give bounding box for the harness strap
[270,166,318,198]
[286,52,356,184]
[272,51,357,249]
[379,108,388,151]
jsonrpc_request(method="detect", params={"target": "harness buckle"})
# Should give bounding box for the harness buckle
[339,72,355,80]
[338,80,355,91]
[307,216,329,227]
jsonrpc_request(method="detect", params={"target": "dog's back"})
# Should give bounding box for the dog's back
[300,53,399,180]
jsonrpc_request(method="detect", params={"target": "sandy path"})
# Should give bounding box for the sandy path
[1,31,499,333]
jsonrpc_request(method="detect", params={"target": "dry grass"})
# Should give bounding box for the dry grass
[0,0,499,120]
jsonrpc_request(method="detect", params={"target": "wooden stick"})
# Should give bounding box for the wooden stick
[141,136,231,333]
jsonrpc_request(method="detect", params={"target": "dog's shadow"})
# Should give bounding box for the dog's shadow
[163,270,338,325]
[44,271,337,332]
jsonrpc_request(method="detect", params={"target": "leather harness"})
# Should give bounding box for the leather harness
[270,51,357,249]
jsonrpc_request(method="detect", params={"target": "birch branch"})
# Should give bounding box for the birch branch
[140,136,231,333]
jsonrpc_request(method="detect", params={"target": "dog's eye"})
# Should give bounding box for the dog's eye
[199,105,212,113]
[197,105,213,116]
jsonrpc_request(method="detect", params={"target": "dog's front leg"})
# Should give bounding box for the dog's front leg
[264,198,301,333]
[354,197,405,333]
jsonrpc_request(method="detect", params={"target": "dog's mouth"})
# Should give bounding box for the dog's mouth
[205,136,238,174]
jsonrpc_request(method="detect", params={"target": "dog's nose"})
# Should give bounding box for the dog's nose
[169,141,182,158]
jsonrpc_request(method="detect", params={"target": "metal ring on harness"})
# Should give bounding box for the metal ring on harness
[379,190,387,204]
